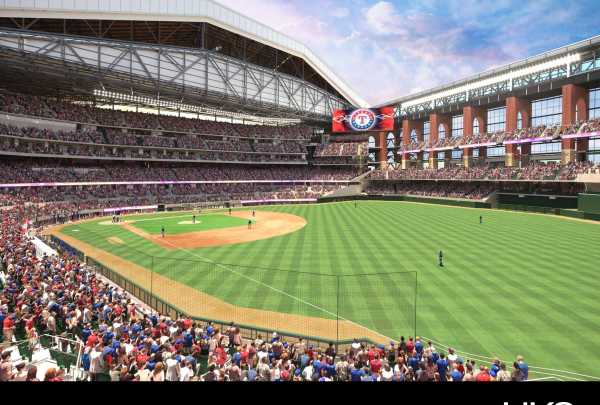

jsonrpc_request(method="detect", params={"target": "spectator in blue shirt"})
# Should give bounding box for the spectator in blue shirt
[450,364,463,381]
[300,352,309,368]
[350,366,365,381]
[517,356,529,381]
[490,358,501,378]
[408,353,419,370]
[415,337,424,355]
[436,353,449,382]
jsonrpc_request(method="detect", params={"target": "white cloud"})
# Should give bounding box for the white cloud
[365,1,403,35]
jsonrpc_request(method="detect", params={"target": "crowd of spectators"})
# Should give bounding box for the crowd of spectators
[0,124,306,163]
[398,119,600,153]
[370,162,600,182]
[315,142,367,157]
[312,156,366,165]
[0,93,312,141]
[366,181,495,200]
[0,160,363,184]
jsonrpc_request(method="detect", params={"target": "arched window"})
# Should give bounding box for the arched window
[387,150,395,166]
[410,129,417,142]
[517,112,523,130]
[473,118,480,135]
[423,122,430,145]
[368,136,376,149]
[387,133,395,149]
[438,124,446,140]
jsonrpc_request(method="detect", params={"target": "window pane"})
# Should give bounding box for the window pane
[487,146,505,156]
[452,115,463,138]
[423,122,430,145]
[588,153,600,164]
[487,107,506,133]
[531,142,562,154]
[531,96,563,127]
[590,88,600,119]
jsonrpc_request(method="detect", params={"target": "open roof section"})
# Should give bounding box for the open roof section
[0,0,367,109]
[375,34,600,115]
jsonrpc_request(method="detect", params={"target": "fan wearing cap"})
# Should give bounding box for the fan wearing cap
[387,342,396,364]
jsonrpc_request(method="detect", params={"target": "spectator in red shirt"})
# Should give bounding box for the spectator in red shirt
[406,337,415,354]
[475,366,491,382]
[3,314,15,343]
[370,353,382,374]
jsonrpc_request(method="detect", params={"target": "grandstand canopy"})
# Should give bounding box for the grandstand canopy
[0,0,366,123]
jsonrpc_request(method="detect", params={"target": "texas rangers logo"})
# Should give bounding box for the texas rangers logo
[349,109,377,131]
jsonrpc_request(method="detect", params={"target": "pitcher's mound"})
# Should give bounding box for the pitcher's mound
[99,220,128,226]
[177,220,202,225]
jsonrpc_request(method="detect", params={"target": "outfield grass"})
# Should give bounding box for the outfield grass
[60,201,600,379]
[125,213,249,235]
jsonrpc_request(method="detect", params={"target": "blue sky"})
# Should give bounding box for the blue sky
[216,0,600,106]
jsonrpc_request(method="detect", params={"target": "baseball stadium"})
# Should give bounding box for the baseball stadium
[0,0,599,384]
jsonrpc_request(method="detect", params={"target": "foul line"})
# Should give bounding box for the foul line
[149,236,394,342]
[421,336,599,381]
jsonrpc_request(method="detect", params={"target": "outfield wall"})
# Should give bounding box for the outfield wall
[497,193,578,209]
[578,193,600,215]
[320,194,492,209]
